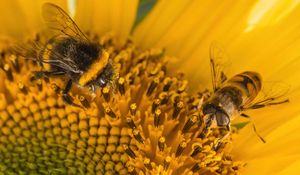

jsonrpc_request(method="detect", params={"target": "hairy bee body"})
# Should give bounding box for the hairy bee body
[203,71,262,126]
[15,3,117,106]
[47,37,100,74]
[42,37,114,88]
[225,71,262,105]
[201,43,288,146]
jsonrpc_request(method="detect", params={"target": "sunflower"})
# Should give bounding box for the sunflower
[0,0,300,175]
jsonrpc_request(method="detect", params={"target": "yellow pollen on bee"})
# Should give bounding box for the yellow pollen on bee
[42,44,52,60]
[79,50,109,86]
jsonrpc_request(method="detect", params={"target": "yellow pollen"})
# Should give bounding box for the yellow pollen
[79,50,109,86]
[0,33,244,175]
[4,63,10,71]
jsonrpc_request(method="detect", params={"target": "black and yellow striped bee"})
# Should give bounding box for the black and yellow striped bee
[200,43,289,149]
[16,3,116,106]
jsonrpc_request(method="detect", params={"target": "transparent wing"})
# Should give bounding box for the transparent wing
[13,38,81,74]
[209,42,230,92]
[42,3,89,41]
[39,38,82,73]
[11,40,46,66]
[243,81,290,110]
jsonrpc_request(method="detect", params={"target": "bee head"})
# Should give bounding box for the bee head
[95,62,117,88]
[97,77,108,87]
[202,103,230,127]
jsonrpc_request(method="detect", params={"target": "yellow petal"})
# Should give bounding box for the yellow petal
[230,10,300,171]
[186,4,300,91]
[232,89,300,157]
[75,0,138,41]
[231,87,300,175]
[245,0,300,32]
[240,155,300,175]
[133,0,259,91]
[133,0,300,94]
[226,6,300,78]
[132,0,191,49]
[132,4,300,171]
[0,0,67,40]
[276,159,300,175]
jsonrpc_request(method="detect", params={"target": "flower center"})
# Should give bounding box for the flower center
[0,33,244,174]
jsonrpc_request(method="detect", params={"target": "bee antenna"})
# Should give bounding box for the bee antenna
[240,113,266,143]
[251,123,266,143]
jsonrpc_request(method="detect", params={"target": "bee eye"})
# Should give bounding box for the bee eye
[215,111,230,126]
[202,103,216,115]
[99,78,106,87]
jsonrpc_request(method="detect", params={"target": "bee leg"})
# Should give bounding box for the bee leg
[249,99,289,109]
[31,70,65,81]
[220,71,227,83]
[213,125,231,151]
[62,79,73,104]
[89,84,96,100]
[198,115,213,138]
[61,79,81,108]
[240,113,266,143]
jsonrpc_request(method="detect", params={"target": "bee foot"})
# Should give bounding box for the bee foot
[62,94,81,108]
[213,141,222,151]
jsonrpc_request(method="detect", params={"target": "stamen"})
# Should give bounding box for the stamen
[172,101,184,119]
[175,141,187,157]
[177,80,188,93]
[36,79,43,91]
[123,145,136,159]
[79,95,90,108]
[128,165,138,175]
[191,144,202,157]
[163,156,171,170]
[163,77,172,91]
[126,116,136,129]
[117,77,125,95]
[150,63,162,76]
[182,114,198,133]
[152,99,160,113]
[102,87,110,102]
[105,106,117,119]
[143,158,153,170]
[132,129,144,144]
[158,136,165,152]
[146,77,159,96]
[0,33,243,174]
[191,163,201,172]
[129,103,137,116]
[51,83,61,94]
[3,64,13,81]
[154,108,162,127]
[18,82,28,94]
[126,73,135,85]
[159,92,169,105]
[9,54,20,73]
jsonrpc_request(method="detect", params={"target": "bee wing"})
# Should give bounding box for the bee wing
[42,3,89,41]
[11,40,45,66]
[13,38,81,74]
[209,42,230,92]
[39,38,82,73]
[243,81,290,110]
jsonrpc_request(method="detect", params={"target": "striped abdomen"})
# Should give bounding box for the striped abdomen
[225,71,262,106]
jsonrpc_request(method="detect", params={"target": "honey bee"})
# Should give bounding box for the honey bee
[15,3,116,106]
[200,43,289,149]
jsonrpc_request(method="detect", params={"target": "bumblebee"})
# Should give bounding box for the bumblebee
[200,43,289,149]
[17,3,116,106]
